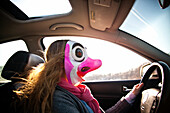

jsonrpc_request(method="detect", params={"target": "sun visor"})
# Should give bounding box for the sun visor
[88,0,135,31]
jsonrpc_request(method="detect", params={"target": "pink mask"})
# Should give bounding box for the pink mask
[64,41,102,86]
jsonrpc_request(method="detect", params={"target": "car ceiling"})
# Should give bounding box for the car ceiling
[0,0,135,41]
[0,0,170,66]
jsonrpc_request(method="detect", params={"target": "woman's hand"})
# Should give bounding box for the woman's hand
[125,83,144,104]
[131,83,144,96]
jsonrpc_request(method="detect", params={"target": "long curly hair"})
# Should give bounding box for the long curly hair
[14,40,69,113]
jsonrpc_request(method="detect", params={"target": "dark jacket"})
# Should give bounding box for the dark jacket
[52,86,131,113]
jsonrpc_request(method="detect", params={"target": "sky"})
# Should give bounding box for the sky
[11,0,72,17]
[120,0,170,54]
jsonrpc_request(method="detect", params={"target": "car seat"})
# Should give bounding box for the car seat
[0,51,45,113]
[1,51,45,80]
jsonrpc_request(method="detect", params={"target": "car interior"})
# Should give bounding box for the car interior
[0,0,170,113]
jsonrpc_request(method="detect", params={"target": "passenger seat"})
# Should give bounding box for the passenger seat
[0,51,45,113]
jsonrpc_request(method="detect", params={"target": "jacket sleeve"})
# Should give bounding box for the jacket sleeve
[105,97,131,113]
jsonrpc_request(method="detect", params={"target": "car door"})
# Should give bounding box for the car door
[85,80,140,110]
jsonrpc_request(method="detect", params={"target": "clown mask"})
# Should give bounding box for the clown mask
[64,40,102,86]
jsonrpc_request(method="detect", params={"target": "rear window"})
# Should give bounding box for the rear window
[0,40,28,82]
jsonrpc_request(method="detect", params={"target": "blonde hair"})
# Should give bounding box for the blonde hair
[14,40,68,113]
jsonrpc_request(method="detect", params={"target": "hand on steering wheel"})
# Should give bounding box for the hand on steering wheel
[131,83,144,96]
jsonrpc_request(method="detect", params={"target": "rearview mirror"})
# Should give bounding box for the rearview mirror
[158,0,170,9]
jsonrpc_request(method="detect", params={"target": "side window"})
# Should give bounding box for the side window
[43,36,150,81]
[0,40,28,81]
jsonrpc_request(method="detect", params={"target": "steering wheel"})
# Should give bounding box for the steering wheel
[140,61,170,113]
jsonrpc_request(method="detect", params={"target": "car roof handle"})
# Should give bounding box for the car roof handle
[50,23,84,31]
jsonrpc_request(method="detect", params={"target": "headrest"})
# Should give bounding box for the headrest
[1,51,45,80]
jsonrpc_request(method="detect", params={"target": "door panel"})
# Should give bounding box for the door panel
[84,80,140,110]
[84,79,159,111]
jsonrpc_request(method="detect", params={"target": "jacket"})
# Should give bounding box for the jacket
[52,86,131,113]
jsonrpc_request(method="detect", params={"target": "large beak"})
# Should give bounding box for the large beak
[77,57,102,78]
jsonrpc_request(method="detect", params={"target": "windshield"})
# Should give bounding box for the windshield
[120,0,170,55]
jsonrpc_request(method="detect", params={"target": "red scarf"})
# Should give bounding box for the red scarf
[58,78,101,113]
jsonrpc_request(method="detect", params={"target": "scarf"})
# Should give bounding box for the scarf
[58,78,101,113]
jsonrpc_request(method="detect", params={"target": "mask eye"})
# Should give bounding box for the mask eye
[72,46,85,62]
[76,48,83,58]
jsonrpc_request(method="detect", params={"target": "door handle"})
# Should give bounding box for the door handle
[122,86,132,92]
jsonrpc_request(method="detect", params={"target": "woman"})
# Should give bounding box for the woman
[14,40,143,113]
